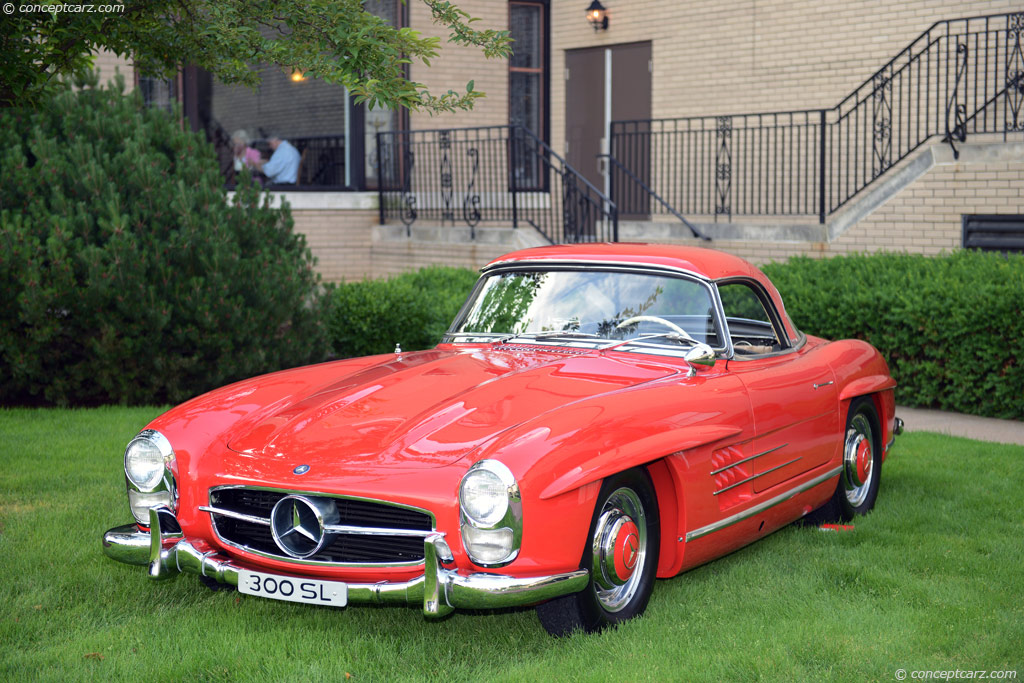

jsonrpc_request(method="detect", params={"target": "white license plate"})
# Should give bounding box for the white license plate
[238,570,348,607]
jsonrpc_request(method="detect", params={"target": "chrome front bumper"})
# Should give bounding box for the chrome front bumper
[101,508,588,617]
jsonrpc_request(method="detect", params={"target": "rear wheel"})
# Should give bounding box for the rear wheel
[536,468,660,636]
[807,397,882,523]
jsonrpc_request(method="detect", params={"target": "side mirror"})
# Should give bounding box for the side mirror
[683,343,716,377]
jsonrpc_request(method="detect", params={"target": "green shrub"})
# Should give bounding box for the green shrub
[763,251,1024,419]
[330,266,478,358]
[0,74,331,406]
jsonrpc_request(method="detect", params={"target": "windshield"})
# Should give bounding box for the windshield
[450,269,723,347]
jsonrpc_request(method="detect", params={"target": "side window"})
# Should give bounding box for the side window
[717,282,781,355]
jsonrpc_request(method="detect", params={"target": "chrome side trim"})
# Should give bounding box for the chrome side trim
[686,466,843,542]
[709,443,789,475]
[713,457,802,495]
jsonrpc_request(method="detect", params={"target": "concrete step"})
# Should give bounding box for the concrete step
[374,222,550,249]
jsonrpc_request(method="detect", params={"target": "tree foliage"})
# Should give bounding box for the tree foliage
[0,73,332,405]
[0,0,511,110]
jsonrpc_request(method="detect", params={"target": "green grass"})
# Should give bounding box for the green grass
[1,407,1022,682]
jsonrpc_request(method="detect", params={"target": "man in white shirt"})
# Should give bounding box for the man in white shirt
[259,135,301,184]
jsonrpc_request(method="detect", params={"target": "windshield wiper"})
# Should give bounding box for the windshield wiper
[493,331,599,344]
[598,333,696,353]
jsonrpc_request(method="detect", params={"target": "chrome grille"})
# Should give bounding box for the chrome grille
[206,487,434,566]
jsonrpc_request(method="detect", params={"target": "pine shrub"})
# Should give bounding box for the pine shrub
[0,73,331,406]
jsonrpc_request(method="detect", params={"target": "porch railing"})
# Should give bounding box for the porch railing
[610,12,1024,224]
[376,125,618,243]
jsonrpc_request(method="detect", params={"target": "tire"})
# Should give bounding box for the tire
[536,468,660,636]
[807,396,882,524]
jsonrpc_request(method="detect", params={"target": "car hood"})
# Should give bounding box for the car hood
[225,347,679,471]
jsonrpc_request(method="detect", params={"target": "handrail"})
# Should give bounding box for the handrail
[599,153,708,240]
[376,125,619,244]
[609,12,1024,225]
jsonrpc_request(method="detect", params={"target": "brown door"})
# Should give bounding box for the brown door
[611,42,652,219]
[565,47,605,192]
[565,42,651,219]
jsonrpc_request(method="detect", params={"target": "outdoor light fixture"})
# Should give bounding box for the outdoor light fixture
[586,0,608,31]
[289,69,307,83]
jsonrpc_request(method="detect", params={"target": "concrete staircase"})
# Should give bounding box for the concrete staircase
[619,137,1024,248]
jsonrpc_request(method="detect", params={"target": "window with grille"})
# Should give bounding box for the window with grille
[509,1,548,189]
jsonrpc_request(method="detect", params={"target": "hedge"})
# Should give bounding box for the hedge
[330,266,479,358]
[763,251,1024,420]
[332,253,1023,420]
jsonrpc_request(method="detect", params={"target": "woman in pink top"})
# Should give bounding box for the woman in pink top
[231,130,262,172]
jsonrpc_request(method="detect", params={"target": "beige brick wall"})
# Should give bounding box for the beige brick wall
[291,209,376,282]
[407,0,510,131]
[93,49,133,91]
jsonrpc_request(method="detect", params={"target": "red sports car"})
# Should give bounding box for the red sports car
[103,243,902,635]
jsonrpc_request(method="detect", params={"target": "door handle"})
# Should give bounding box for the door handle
[813,381,834,390]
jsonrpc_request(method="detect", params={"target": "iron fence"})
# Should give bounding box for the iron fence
[611,12,1024,224]
[377,125,618,243]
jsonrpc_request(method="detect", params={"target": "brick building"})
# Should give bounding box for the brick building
[98,1,1024,280]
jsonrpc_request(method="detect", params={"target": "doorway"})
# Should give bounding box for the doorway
[565,42,651,219]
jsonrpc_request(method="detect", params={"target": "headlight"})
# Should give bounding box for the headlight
[459,460,522,567]
[460,467,510,526]
[124,429,174,492]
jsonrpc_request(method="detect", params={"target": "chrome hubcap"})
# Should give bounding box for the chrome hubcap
[843,413,875,508]
[592,487,647,612]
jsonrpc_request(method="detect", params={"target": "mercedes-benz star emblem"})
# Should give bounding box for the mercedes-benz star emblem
[270,495,326,558]
[293,464,310,475]
[624,534,639,570]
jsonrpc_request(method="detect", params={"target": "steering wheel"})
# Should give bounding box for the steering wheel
[615,315,696,343]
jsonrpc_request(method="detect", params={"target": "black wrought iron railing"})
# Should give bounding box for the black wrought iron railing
[376,125,618,243]
[610,12,1024,224]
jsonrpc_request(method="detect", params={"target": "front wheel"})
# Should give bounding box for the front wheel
[536,468,660,636]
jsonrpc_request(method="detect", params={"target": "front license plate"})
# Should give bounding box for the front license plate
[238,570,348,607]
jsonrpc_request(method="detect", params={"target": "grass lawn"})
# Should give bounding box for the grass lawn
[1,407,1021,682]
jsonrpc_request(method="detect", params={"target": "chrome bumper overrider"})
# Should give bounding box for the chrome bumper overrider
[101,508,588,617]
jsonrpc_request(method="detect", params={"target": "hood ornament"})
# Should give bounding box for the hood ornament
[293,464,310,475]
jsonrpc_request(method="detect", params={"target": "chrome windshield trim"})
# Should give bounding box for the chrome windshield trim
[445,265,728,354]
[687,466,843,542]
[710,443,790,475]
[713,457,802,495]
[479,259,713,283]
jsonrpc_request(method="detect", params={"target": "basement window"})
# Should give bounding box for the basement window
[962,215,1024,253]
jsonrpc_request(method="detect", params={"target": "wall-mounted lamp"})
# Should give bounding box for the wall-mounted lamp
[586,0,608,31]
[289,69,307,83]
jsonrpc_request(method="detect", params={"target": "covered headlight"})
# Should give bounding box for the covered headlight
[459,460,522,567]
[124,429,174,492]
